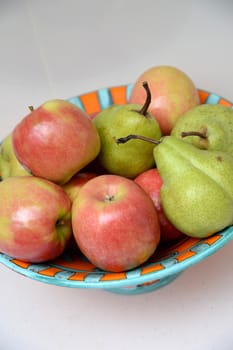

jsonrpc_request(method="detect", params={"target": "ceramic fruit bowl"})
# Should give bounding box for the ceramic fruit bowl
[0,84,233,295]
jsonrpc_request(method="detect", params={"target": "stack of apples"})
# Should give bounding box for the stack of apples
[1,65,233,273]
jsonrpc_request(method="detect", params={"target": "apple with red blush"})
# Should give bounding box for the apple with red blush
[72,174,160,272]
[129,65,200,135]
[135,168,184,243]
[0,176,72,262]
[12,99,101,184]
[63,172,97,202]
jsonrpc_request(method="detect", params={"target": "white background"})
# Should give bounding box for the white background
[1,1,233,349]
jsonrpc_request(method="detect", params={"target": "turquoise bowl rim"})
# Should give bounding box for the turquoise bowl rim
[1,227,233,289]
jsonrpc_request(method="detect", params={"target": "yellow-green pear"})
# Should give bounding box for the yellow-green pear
[153,136,233,238]
[0,134,31,179]
[93,82,162,178]
[116,133,233,237]
[171,104,233,156]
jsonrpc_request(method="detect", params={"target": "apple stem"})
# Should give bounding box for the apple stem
[138,81,151,116]
[116,134,161,145]
[56,219,65,226]
[28,105,34,112]
[104,194,115,202]
[181,130,207,139]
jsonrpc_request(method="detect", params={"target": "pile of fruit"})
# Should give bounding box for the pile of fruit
[0,65,233,273]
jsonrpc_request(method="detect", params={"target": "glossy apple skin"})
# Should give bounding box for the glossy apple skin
[0,176,72,262]
[12,100,101,184]
[72,174,160,272]
[129,66,200,135]
[62,172,97,202]
[135,168,184,243]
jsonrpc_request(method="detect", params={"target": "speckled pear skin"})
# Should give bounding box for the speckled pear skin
[93,104,162,178]
[153,136,233,238]
[171,104,233,156]
[0,134,31,179]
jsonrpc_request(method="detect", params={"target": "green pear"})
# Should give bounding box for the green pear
[93,82,162,178]
[0,134,31,179]
[153,136,233,238]
[171,104,233,156]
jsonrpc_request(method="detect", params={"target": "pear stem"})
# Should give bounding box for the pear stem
[181,131,208,139]
[138,81,151,116]
[116,134,161,145]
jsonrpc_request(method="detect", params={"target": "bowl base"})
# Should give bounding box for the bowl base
[105,272,182,295]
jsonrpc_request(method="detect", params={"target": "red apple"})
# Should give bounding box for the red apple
[135,168,184,243]
[0,176,72,262]
[72,174,160,272]
[62,171,97,202]
[12,99,101,184]
[129,65,200,135]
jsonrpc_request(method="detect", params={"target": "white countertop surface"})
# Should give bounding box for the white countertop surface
[1,1,233,349]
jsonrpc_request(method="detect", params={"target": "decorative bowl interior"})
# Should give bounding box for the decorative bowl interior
[0,84,233,295]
